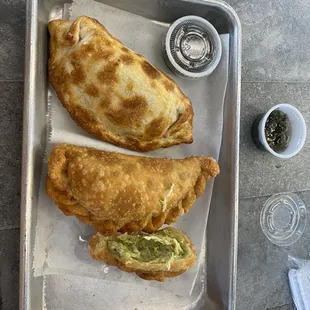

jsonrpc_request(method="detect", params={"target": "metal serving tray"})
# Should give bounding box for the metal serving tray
[20,0,241,309]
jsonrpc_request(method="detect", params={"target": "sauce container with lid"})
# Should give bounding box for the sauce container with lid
[163,15,222,79]
[252,104,307,159]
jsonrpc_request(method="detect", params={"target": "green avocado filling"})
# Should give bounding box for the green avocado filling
[106,229,189,267]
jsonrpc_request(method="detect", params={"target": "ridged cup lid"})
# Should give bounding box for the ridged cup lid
[260,193,307,246]
[163,15,222,79]
[170,23,213,71]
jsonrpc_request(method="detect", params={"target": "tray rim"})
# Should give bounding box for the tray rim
[20,0,241,309]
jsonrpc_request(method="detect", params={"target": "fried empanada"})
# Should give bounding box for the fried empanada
[46,144,219,233]
[89,227,197,281]
[48,16,193,151]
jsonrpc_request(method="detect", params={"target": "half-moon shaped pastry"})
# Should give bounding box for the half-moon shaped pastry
[89,227,197,282]
[46,144,219,233]
[48,16,194,151]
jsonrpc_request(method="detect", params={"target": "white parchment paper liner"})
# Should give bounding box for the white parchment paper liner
[34,0,229,297]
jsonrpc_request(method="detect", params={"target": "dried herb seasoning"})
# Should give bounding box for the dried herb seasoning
[265,110,290,152]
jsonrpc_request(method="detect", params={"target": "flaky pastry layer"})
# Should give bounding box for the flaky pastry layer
[46,144,220,233]
[48,16,193,151]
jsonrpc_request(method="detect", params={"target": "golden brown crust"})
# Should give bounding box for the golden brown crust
[48,16,194,152]
[46,144,219,233]
[89,227,197,281]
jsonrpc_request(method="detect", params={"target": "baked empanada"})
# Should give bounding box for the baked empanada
[46,144,219,233]
[48,16,193,151]
[89,227,197,281]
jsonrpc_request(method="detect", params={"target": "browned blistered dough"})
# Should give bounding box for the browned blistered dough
[89,227,197,282]
[48,16,194,152]
[46,144,220,233]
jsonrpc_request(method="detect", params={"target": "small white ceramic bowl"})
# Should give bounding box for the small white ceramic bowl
[257,104,306,159]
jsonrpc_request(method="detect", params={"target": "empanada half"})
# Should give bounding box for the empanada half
[89,227,197,281]
[48,16,193,151]
[46,144,219,233]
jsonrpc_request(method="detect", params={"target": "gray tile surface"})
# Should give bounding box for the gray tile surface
[0,2,24,307]
[237,191,310,310]
[0,82,23,229]
[226,0,310,82]
[239,82,310,198]
[227,0,310,308]
[266,305,294,310]
[0,0,25,80]
[0,229,19,310]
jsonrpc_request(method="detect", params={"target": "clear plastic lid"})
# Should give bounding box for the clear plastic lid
[163,15,222,79]
[260,193,307,246]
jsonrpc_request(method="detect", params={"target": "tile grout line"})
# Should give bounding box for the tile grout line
[0,79,24,83]
[240,187,310,200]
[241,80,310,85]
[0,225,20,232]
[265,303,293,310]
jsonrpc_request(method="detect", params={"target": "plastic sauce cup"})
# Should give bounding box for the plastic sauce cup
[163,15,222,79]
